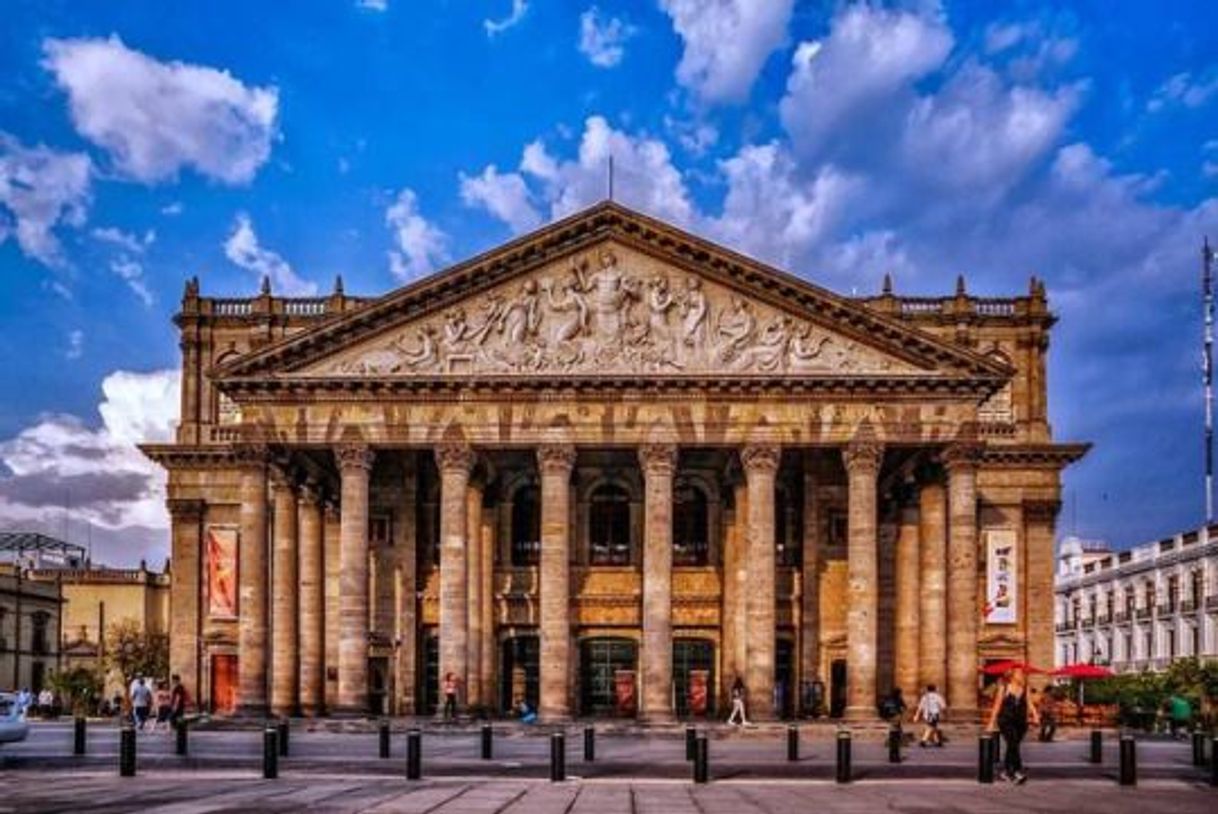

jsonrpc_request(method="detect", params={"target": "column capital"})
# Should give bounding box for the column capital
[336,443,375,473]
[638,443,678,476]
[166,498,205,521]
[233,443,271,470]
[842,440,883,473]
[298,479,323,507]
[536,444,577,476]
[740,443,781,475]
[942,442,984,472]
[435,443,476,475]
[268,461,297,490]
[1023,498,1061,524]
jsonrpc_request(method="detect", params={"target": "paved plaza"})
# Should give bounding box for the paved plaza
[1,722,1214,812]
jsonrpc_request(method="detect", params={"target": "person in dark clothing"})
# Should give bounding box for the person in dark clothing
[169,674,188,727]
[986,668,1040,784]
[1034,688,1057,742]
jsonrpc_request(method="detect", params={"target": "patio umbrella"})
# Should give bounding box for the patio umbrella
[980,660,1047,676]
[1053,663,1114,711]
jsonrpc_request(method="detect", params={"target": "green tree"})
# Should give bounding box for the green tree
[103,618,169,693]
[46,666,104,715]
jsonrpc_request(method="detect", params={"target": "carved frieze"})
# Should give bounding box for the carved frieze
[306,245,917,378]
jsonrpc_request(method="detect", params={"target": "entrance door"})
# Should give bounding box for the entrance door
[580,638,638,716]
[776,639,795,719]
[829,659,847,718]
[500,635,539,714]
[211,654,237,714]
[673,639,715,718]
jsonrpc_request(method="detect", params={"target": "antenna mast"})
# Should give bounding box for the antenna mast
[1204,237,1214,522]
[607,155,615,201]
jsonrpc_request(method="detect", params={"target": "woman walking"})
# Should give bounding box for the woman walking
[726,677,749,726]
[986,667,1040,784]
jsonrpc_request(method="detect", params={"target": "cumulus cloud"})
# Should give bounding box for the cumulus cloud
[0,369,179,565]
[65,329,84,360]
[109,257,153,306]
[485,0,529,37]
[224,213,318,295]
[43,35,278,185]
[0,133,92,267]
[578,7,636,68]
[660,0,794,104]
[459,165,542,233]
[385,188,449,280]
[91,225,154,254]
[1148,69,1218,112]
[356,0,388,11]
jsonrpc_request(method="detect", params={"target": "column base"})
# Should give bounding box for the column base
[843,705,878,721]
[233,703,269,719]
[949,707,980,723]
[330,705,372,718]
[299,704,324,718]
[640,710,676,725]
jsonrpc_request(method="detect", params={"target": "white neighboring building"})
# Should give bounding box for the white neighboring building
[1054,527,1218,672]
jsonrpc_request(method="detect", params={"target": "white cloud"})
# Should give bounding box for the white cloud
[385,188,449,280]
[459,165,542,233]
[578,7,636,68]
[0,369,179,549]
[65,329,84,360]
[660,0,794,104]
[223,213,318,295]
[43,35,279,185]
[664,114,719,156]
[485,0,529,37]
[160,201,183,216]
[357,0,388,11]
[110,257,154,306]
[91,225,154,254]
[0,133,92,267]
[1148,69,1218,112]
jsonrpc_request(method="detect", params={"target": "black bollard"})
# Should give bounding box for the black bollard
[1090,728,1102,764]
[406,729,422,780]
[991,731,1002,766]
[1211,737,1217,787]
[277,718,289,757]
[888,724,901,764]
[481,724,493,760]
[693,734,709,784]
[550,732,566,782]
[835,729,852,784]
[978,735,994,784]
[1192,729,1205,767]
[787,725,799,762]
[379,719,390,759]
[583,726,595,762]
[119,724,136,777]
[73,716,86,756]
[686,725,696,761]
[263,726,279,779]
[175,717,188,756]
[1118,734,1136,787]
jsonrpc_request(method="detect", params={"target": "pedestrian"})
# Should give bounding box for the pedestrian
[515,697,537,725]
[37,687,54,718]
[880,687,906,721]
[441,672,460,721]
[1035,688,1057,742]
[726,676,749,726]
[130,677,153,731]
[152,681,172,732]
[1167,693,1192,738]
[985,667,1039,784]
[169,674,188,728]
[913,684,946,747]
[14,687,31,716]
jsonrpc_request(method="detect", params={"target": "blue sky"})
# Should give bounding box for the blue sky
[1,0,1216,566]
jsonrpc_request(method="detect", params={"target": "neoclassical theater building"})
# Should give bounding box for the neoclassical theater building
[143,203,1087,722]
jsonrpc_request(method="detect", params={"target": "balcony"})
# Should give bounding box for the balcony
[1208,595,1218,610]
[1135,607,1153,620]
[1180,599,1197,613]
[1114,612,1129,624]
[1096,614,1112,626]
[1055,621,1074,633]
[1157,604,1175,616]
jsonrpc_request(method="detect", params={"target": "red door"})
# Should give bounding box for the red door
[211,654,237,714]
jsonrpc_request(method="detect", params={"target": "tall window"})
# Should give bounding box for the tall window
[1143,581,1155,611]
[1124,589,1135,617]
[589,484,632,565]
[511,484,541,566]
[672,483,708,566]
[31,611,49,656]
[1167,574,1179,612]
[1105,590,1114,619]
[1191,570,1204,606]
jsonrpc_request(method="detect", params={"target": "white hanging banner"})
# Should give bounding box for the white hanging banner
[984,528,1018,625]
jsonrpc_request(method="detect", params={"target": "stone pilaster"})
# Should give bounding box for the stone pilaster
[166,498,204,707]
[798,452,820,713]
[322,500,341,711]
[336,443,375,714]
[918,472,948,694]
[945,443,982,719]
[270,469,299,716]
[893,485,921,702]
[479,510,496,713]
[741,443,780,720]
[639,442,678,723]
[396,461,419,715]
[436,443,476,713]
[1024,499,1060,691]
[236,446,269,717]
[465,478,484,709]
[537,444,576,722]
[843,440,882,719]
[297,481,325,716]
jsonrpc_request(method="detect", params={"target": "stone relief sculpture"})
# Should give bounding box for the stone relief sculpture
[322,247,906,377]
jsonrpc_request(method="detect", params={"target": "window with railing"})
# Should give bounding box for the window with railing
[1105,590,1115,620]
[589,484,632,566]
[1167,575,1179,613]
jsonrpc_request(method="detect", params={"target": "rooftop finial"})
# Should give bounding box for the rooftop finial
[334,274,344,295]
[260,275,271,296]
[183,276,199,300]
[882,272,893,296]
[955,274,967,297]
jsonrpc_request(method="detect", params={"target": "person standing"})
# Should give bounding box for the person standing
[1035,688,1057,742]
[986,667,1040,784]
[130,678,153,731]
[913,684,947,747]
[441,672,460,722]
[726,677,749,726]
[169,674,188,729]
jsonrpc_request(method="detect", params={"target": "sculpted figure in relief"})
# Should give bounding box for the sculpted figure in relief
[681,277,708,347]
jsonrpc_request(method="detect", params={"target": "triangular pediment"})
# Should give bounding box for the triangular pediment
[216,202,1009,386]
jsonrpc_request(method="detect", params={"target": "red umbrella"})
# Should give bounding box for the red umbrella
[1053,663,1113,679]
[980,660,1047,676]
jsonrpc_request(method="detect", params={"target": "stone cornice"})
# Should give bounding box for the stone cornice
[982,443,1090,469]
[139,444,241,470]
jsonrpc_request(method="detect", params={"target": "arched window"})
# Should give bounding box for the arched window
[511,484,541,566]
[589,483,632,565]
[672,483,708,566]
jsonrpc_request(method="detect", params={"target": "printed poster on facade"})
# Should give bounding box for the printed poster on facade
[206,526,239,619]
[984,528,1017,624]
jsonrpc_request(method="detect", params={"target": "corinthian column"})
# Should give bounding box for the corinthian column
[918,469,947,694]
[297,481,325,716]
[236,446,269,717]
[741,443,780,720]
[537,444,576,722]
[639,442,678,723]
[336,443,374,714]
[843,440,882,720]
[270,468,299,716]
[436,443,475,713]
[893,484,921,702]
[465,478,485,709]
[945,443,981,720]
